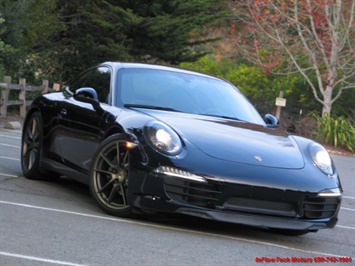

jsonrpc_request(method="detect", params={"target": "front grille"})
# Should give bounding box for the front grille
[223,197,297,217]
[164,177,221,208]
[302,197,340,219]
[164,177,340,220]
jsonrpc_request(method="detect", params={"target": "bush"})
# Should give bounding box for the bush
[279,113,317,139]
[312,113,355,152]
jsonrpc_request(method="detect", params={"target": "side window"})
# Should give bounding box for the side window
[70,67,111,104]
[84,67,111,103]
[69,72,89,92]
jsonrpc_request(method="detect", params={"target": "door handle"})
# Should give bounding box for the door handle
[59,109,68,117]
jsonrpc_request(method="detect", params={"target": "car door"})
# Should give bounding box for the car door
[59,66,112,175]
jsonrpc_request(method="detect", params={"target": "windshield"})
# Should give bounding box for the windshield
[117,68,265,125]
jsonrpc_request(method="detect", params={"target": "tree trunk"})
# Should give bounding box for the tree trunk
[322,86,333,117]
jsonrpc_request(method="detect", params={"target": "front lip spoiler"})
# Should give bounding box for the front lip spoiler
[176,207,336,231]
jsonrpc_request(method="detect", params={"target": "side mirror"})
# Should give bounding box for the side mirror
[74,87,103,115]
[74,87,98,101]
[264,114,279,128]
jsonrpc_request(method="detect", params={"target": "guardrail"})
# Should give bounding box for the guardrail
[0,76,60,118]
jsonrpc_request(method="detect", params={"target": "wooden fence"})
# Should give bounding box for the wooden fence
[0,76,60,118]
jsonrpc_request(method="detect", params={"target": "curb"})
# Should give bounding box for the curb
[4,121,22,130]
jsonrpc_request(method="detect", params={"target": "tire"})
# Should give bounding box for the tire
[89,134,133,217]
[21,111,56,180]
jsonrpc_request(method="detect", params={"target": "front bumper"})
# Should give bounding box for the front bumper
[127,144,342,231]
[128,172,341,231]
[131,193,339,231]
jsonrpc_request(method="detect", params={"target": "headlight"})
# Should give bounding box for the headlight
[309,143,333,175]
[144,121,183,155]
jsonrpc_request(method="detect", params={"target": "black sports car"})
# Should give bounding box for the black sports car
[21,62,342,235]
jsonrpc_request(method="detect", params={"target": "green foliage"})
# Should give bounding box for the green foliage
[0,2,23,76]
[331,86,355,119]
[180,56,223,77]
[26,0,224,83]
[123,0,223,63]
[1,0,352,124]
[224,64,274,113]
[1,0,224,84]
[0,0,59,79]
[0,40,20,78]
[0,0,31,47]
[313,113,355,152]
[26,0,59,45]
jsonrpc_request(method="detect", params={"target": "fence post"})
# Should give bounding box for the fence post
[42,79,49,94]
[275,90,284,120]
[53,83,60,91]
[0,76,11,118]
[19,78,27,118]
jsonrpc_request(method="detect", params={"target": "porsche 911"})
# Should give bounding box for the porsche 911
[21,62,342,235]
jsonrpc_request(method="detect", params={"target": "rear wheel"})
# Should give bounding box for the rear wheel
[89,134,133,217]
[21,112,56,180]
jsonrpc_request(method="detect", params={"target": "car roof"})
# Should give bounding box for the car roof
[101,61,219,80]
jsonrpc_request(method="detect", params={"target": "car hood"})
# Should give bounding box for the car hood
[141,110,305,169]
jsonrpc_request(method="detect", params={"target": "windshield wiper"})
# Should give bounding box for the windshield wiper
[199,113,245,122]
[124,104,180,112]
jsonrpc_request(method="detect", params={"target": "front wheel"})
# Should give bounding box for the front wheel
[89,134,133,217]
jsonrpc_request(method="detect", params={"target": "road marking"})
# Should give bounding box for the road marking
[0,143,20,148]
[0,173,18,178]
[0,156,20,161]
[0,251,86,266]
[336,225,355,230]
[0,134,21,140]
[0,200,352,258]
[341,207,355,212]
[343,196,355,200]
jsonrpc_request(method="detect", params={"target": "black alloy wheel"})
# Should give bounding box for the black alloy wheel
[90,134,133,217]
[21,112,46,179]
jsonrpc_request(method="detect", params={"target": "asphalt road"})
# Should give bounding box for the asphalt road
[0,127,354,266]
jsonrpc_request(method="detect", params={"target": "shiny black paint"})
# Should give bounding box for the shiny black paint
[23,62,342,232]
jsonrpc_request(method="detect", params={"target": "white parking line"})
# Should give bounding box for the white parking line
[0,156,20,161]
[0,173,19,178]
[0,134,21,139]
[0,200,353,258]
[343,196,355,200]
[0,143,20,148]
[336,225,355,230]
[0,251,86,266]
[341,207,355,212]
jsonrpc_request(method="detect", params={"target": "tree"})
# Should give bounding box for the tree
[230,0,355,117]
[30,0,224,83]
[0,15,10,77]
[0,0,31,76]
[0,0,59,81]
[135,0,225,60]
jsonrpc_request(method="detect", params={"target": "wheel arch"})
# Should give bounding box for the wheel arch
[23,106,41,127]
[22,105,50,140]
[102,125,125,140]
